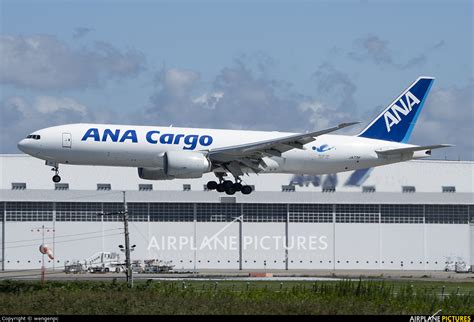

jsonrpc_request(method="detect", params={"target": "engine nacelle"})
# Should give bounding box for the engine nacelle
[138,151,211,180]
[138,167,172,180]
[166,150,211,178]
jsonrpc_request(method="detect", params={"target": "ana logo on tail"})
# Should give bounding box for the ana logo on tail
[383,91,420,132]
[358,77,434,143]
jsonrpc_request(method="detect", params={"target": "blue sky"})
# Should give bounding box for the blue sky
[1,0,473,159]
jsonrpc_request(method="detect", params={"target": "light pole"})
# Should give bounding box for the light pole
[122,191,132,288]
[99,191,134,288]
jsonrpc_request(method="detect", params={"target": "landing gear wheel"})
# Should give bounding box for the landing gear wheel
[216,184,225,193]
[222,180,234,190]
[241,185,253,195]
[206,181,218,190]
[225,187,236,195]
[233,183,243,192]
[52,175,61,183]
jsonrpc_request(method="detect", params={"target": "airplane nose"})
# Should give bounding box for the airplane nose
[17,139,34,154]
[17,139,27,153]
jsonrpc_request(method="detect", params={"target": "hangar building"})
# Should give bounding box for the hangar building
[1,154,473,271]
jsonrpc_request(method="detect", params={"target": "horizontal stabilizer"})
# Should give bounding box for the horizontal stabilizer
[375,144,454,156]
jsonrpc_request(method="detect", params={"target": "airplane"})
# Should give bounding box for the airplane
[17,76,452,195]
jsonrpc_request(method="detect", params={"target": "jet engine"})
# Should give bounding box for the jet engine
[138,151,211,180]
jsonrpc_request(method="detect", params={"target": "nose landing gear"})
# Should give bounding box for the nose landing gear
[51,166,61,183]
[206,175,253,195]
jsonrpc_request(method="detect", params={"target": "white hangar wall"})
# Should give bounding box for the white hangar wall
[1,202,472,271]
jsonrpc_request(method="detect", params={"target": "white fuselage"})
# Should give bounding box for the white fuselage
[17,123,421,176]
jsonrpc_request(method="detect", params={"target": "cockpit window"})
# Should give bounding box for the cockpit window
[26,134,41,140]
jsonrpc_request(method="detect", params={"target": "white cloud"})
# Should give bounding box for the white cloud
[0,34,146,90]
[298,100,352,130]
[142,60,355,134]
[311,62,357,111]
[348,34,444,70]
[350,35,394,65]
[411,81,474,160]
[2,96,29,115]
[35,96,87,114]
[146,64,301,130]
[156,68,200,98]
[0,95,115,153]
[192,92,224,109]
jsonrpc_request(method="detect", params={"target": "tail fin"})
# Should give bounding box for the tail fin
[358,76,434,143]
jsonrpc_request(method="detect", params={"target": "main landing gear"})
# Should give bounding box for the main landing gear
[206,176,253,195]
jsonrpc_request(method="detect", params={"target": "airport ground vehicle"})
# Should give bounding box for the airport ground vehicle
[64,252,124,274]
[444,258,472,273]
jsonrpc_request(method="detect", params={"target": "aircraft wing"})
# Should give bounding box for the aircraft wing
[206,122,359,174]
[375,144,453,156]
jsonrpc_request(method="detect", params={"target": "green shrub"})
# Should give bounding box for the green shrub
[0,279,472,315]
